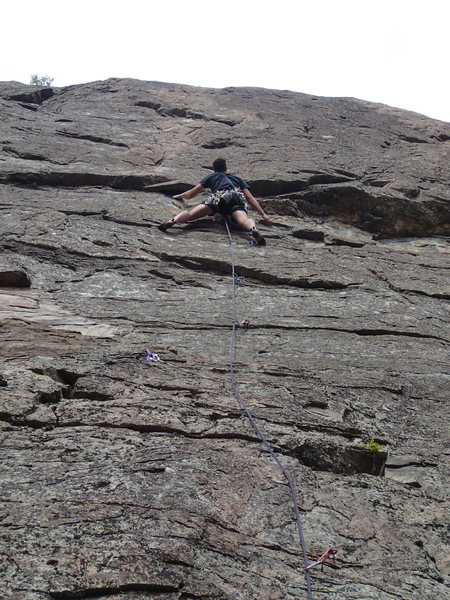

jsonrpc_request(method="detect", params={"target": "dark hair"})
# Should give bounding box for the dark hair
[213,158,227,172]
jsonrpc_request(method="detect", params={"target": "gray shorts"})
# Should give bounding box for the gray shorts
[203,189,248,217]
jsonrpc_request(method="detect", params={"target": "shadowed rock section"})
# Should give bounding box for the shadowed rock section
[0,78,449,600]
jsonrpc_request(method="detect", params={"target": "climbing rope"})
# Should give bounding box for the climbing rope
[223,221,314,600]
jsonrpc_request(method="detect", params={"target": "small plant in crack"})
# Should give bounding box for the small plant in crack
[360,438,386,452]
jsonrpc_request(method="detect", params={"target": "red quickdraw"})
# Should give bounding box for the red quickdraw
[306,548,338,571]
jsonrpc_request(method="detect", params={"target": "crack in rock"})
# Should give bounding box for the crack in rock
[154,251,350,289]
[48,582,183,599]
[55,130,129,148]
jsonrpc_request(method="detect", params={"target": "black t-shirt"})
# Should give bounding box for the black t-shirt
[200,172,248,193]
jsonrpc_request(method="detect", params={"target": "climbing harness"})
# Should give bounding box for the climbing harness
[204,187,249,216]
[306,547,338,571]
[224,220,314,600]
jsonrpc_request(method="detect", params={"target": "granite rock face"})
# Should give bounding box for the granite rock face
[0,79,449,600]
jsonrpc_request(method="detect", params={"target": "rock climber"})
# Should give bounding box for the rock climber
[158,158,272,245]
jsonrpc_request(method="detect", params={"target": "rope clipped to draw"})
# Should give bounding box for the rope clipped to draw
[223,220,314,600]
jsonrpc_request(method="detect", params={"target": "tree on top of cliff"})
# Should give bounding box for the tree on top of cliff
[29,74,54,87]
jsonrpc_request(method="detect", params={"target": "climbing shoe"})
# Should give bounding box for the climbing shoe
[158,218,175,232]
[251,228,266,246]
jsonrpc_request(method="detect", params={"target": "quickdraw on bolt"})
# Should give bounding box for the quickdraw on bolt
[240,319,251,329]
[145,349,161,362]
[305,547,338,571]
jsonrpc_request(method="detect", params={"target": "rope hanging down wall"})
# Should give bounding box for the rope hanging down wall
[223,220,314,600]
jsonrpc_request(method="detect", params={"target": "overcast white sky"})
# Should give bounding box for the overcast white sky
[2,0,449,122]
